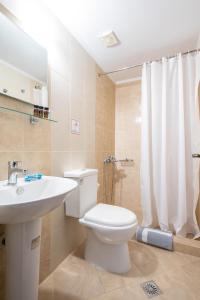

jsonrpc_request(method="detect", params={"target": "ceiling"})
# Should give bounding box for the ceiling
[2,0,200,83]
[40,1,200,83]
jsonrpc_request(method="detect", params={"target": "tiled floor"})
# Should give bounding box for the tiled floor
[39,240,200,300]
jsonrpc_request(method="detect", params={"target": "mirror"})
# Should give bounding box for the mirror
[0,9,48,106]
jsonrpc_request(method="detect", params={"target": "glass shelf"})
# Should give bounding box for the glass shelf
[0,105,58,123]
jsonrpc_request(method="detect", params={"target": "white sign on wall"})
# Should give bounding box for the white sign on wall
[71,119,80,134]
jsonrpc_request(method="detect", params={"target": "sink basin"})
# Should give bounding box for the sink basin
[0,176,77,224]
[0,175,78,300]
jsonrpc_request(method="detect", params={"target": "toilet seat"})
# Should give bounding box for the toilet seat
[83,203,137,227]
[79,203,138,272]
[80,203,138,234]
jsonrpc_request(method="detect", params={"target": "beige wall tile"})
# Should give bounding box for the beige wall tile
[0,2,115,298]
[49,205,86,271]
[0,100,24,152]
[0,4,98,298]
[115,81,142,222]
[95,67,115,204]
[23,151,51,175]
[40,215,51,282]
[50,70,70,152]
[23,119,51,152]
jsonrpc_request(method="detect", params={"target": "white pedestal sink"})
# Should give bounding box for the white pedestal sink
[0,176,77,300]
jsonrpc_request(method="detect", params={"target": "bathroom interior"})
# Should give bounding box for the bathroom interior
[0,0,200,299]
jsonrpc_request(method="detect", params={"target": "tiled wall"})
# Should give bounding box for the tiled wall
[115,81,143,222]
[0,2,115,299]
[95,67,115,203]
[45,23,96,278]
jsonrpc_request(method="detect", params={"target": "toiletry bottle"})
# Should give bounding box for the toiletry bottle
[33,105,39,117]
[44,107,49,118]
[39,106,44,118]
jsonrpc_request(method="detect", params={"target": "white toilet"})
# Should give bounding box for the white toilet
[64,169,138,273]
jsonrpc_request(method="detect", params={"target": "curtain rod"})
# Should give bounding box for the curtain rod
[99,48,200,77]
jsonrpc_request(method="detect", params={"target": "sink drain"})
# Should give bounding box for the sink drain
[141,280,162,298]
[16,186,24,195]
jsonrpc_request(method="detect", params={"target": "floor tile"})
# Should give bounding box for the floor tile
[39,240,200,300]
[88,285,147,300]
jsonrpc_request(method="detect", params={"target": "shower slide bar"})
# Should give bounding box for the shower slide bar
[114,158,134,163]
[103,155,134,164]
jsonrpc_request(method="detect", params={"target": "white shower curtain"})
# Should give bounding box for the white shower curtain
[141,53,200,237]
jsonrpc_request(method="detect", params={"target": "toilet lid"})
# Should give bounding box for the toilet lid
[84,203,137,227]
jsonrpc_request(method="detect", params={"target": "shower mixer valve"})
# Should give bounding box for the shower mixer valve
[103,155,116,164]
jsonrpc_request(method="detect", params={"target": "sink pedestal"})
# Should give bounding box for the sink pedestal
[0,176,78,300]
[6,218,42,300]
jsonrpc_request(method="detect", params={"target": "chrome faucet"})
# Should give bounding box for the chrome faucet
[8,161,24,185]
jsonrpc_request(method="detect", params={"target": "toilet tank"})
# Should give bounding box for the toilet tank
[64,169,98,218]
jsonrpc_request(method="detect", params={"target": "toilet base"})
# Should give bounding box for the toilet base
[85,229,131,273]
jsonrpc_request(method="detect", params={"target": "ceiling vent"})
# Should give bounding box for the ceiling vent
[99,31,120,47]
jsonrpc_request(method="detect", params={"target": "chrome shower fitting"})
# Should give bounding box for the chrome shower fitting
[103,155,116,204]
[103,155,116,164]
[103,155,134,165]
